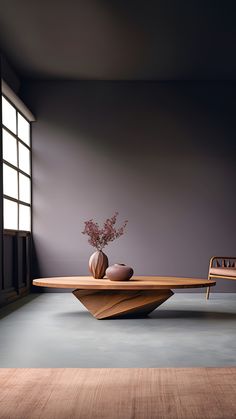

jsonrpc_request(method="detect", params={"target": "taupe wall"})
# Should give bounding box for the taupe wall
[21,81,236,291]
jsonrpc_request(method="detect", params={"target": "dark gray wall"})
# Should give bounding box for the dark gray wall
[1,1,236,81]
[1,53,20,93]
[21,81,236,292]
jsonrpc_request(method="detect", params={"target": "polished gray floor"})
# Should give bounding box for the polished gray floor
[0,293,235,367]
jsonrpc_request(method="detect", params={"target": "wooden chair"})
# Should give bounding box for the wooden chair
[206,256,236,299]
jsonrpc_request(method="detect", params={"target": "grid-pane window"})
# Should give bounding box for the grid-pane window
[1,95,31,231]
[2,97,16,134]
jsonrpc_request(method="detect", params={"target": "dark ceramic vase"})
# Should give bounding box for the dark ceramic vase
[106,263,134,281]
[89,250,109,279]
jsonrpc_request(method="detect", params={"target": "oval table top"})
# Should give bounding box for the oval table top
[33,276,216,290]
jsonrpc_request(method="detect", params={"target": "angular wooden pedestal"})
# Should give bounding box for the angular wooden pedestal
[73,289,174,320]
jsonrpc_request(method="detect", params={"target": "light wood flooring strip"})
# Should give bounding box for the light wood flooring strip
[0,368,236,419]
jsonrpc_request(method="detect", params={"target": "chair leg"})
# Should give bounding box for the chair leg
[206,275,211,300]
[206,286,210,300]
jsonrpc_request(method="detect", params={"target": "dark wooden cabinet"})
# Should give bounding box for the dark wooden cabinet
[0,230,31,307]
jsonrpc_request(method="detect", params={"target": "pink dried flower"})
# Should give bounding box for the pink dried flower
[82,212,128,250]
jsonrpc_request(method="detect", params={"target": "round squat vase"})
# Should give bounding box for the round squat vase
[89,251,109,279]
[106,263,134,281]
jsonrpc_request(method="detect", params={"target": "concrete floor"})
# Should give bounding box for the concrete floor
[0,292,235,368]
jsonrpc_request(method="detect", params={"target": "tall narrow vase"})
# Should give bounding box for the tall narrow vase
[89,250,108,279]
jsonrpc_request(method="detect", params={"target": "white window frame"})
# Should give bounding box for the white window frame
[1,80,35,232]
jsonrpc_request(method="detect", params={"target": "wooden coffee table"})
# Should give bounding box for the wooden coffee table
[33,276,216,320]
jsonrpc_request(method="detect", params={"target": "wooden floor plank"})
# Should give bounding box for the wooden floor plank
[0,368,236,419]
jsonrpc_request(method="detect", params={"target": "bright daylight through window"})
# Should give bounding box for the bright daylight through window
[2,95,31,231]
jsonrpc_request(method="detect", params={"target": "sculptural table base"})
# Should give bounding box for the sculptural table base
[73,289,174,320]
